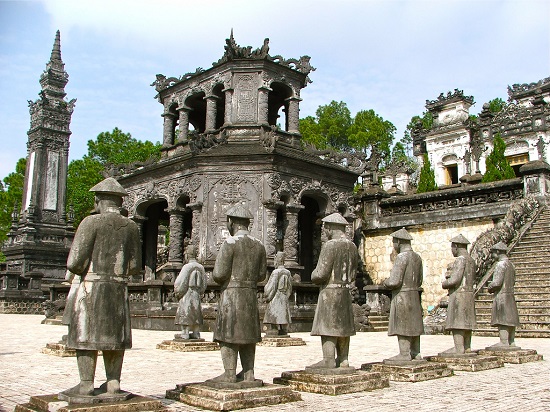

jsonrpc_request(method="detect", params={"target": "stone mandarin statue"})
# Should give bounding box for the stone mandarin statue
[441,234,477,355]
[383,228,424,363]
[174,244,208,340]
[487,241,521,349]
[308,212,358,369]
[61,177,141,399]
[208,203,267,385]
[263,251,293,337]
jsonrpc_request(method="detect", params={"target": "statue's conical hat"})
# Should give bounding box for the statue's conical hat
[391,227,413,240]
[321,212,348,226]
[450,234,470,245]
[226,203,253,220]
[89,177,128,196]
[491,241,508,251]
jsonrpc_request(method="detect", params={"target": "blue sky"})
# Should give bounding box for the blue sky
[0,0,548,179]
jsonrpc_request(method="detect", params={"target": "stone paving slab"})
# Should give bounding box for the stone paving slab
[1,314,549,412]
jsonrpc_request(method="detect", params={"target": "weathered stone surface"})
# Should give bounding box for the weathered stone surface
[15,394,164,412]
[274,369,389,395]
[167,382,300,411]
[425,354,503,372]
[257,336,306,347]
[361,361,453,382]
[41,342,76,357]
[156,339,220,352]
[477,348,543,363]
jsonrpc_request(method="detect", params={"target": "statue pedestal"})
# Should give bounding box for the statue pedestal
[425,354,503,372]
[156,338,219,352]
[41,342,76,357]
[273,368,389,395]
[361,361,453,382]
[477,348,543,364]
[257,335,306,347]
[166,382,301,411]
[14,394,163,412]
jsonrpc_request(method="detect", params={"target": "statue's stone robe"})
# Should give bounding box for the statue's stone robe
[174,260,207,327]
[310,238,358,337]
[442,254,477,330]
[65,212,141,350]
[385,249,424,337]
[263,267,292,326]
[212,230,267,344]
[488,258,520,327]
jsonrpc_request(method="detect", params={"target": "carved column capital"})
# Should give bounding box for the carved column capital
[187,201,203,211]
[286,204,305,214]
[263,199,284,210]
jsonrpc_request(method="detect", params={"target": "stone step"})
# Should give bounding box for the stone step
[474,328,550,338]
[474,313,550,323]
[476,306,550,315]
[475,320,550,330]
[515,284,550,291]
[514,279,550,287]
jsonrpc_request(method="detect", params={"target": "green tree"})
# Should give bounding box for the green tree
[0,158,26,261]
[67,128,162,225]
[417,153,438,193]
[488,97,506,114]
[300,101,352,150]
[403,111,433,156]
[348,109,396,160]
[481,134,516,183]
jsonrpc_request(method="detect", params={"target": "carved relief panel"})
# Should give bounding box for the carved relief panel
[234,73,258,123]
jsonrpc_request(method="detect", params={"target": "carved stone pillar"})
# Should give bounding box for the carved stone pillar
[205,95,219,132]
[188,202,203,256]
[223,88,233,125]
[177,106,191,143]
[162,112,176,147]
[168,208,185,265]
[132,215,147,246]
[258,87,271,125]
[263,199,283,259]
[286,97,301,133]
[284,204,304,264]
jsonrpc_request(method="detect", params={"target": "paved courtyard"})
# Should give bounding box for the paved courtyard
[1,314,548,412]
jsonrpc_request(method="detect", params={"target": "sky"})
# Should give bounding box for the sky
[0,0,549,179]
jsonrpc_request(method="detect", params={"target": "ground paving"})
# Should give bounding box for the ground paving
[1,314,548,412]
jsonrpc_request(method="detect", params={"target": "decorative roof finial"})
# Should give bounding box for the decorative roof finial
[51,30,62,62]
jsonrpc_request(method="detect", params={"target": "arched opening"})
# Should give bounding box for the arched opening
[185,92,207,133]
[140,200,169,279]
[176,195,193,250]
[268,82,292,131]
[298,196,323,282]
[212,83,226,130]
[442,154,459,185]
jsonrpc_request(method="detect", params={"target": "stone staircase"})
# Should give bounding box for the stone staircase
[475,206,550,337]
[368,314,389,332]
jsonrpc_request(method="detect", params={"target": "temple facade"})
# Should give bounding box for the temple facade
[116,34,361,282]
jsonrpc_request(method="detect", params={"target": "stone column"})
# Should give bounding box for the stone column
[286,97,301,133]
[162,112,176,147]
[168,207,185,265]
[284,204,304,264]
[177,106,191,143]
[205,95,219,132]
[188,202,203,256]
[263,199,283,259]
[223,88,233,126]
[258,87,271,125]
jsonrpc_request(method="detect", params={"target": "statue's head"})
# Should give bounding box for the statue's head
[274,251,285,267]
[390,227,413,252]
[89,177,127,214]
[225,203,253,235]
[185,244,197,261]
[490,241,508,259]
[450,234,470,257]
[321,212,348,240]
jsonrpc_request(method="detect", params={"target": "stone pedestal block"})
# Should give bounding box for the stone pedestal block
[361,361,453,382]
[15,394,164,412]
[257,336,306,347]
[166,382,300,411]
[273,368,389,395]
[156,339,219,352]
[41,342,76,357]
[425,354,503,371]
[477,348,543,364]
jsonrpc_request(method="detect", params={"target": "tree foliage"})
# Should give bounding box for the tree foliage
[0,158,26,261]
[417,153,438,193]
[488,97,506,114]
[67,128,162,225]
[348,109,395,159]
[481,134,515,183]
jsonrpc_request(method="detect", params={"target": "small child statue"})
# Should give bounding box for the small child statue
[263,251,293,337]
[174,245,208,340]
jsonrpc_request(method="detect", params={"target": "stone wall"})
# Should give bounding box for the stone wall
[0,298,44,314]
[361,218,494,311]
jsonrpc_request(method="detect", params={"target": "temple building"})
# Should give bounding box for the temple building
[2,31,75,283]
[115,33,361,282]
[412,79,550,187]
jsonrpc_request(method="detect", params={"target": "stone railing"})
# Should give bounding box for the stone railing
[0,271,46,314]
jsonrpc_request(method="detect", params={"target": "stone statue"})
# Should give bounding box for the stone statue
[383,228,424,363]
[487,241,521,349]
[174,245,207,340]
[61,177,141,400]
[208,203,267,386]
[441,234,477,355]
[263,251,292,337]
[308,212,357,369]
